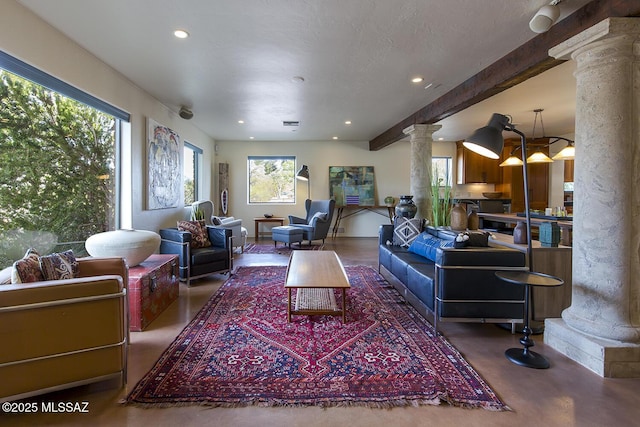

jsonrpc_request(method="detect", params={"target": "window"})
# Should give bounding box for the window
[432,157,453,187]
[184,142,202,205]
[0,51,128,268]
[248,156,296,204]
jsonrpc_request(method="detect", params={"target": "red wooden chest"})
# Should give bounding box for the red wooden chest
[128,254,179,331]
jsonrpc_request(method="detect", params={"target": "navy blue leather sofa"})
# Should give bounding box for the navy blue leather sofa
[379,225,528,332]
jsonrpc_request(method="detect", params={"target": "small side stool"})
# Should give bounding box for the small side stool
[272,226,304,248]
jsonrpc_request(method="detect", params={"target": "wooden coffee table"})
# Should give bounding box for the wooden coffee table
[284,250,350,323]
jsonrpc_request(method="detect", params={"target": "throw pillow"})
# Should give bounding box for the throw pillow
[310,211,328,222]
[467,230,490,247]
[40,250,79,281]
[393,217,423,247]
[177,220,212,249]
[0,266,12,285]
[407,233,454,261]
[11,248,44,284]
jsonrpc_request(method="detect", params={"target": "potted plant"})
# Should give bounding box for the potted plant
[431,166,453,228]
[190,207,205,221]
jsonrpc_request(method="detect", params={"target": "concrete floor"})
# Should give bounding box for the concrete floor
[3,237,639,427]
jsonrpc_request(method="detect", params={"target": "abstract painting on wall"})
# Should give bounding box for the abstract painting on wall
[329,166,376,206]
[147,118,182,210]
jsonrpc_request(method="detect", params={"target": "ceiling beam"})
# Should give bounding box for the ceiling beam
[369,0,640,151]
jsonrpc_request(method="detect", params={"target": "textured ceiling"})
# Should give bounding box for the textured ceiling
[19,0,591,143]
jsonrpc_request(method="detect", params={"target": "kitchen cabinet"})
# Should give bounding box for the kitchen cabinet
[564,159,574,182]
[456,141,501,184]
[496,138,549,213]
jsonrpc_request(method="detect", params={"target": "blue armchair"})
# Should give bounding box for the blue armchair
[288,199,336,244]
[159,226,232,286]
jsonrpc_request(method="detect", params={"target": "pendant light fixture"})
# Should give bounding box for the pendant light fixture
[527,109,553,164]
[499,109,575,167]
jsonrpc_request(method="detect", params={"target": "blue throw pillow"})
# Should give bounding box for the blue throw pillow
[408,232,454,261]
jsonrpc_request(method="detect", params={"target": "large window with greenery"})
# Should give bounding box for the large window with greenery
[183,142,202,205]
[432,157,453,187]
[248,156,296,204]
[0,52,127,269]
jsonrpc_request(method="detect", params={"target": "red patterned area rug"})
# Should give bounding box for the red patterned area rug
[243,242,323,254]
[125,265,508,410]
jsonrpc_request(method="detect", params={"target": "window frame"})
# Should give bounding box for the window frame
[184,141,203,205]
[432,156,453,187]
[0,50,127,230]
[247,155,297,205]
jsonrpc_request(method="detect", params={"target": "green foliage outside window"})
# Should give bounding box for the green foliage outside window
[248,157,295,203]
[0,70,115,267]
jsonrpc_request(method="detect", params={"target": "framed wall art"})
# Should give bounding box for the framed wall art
[328,166,376,206]
[147,118,182,210]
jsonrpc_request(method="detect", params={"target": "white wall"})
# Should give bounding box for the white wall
[216,139,457,238]
[1,1,216,233]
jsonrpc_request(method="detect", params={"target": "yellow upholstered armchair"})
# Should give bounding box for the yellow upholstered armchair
[0,257,128,402]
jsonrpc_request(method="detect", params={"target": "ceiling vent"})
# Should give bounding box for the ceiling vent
[283,121,300,127]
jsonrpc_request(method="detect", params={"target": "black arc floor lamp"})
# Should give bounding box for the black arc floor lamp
[296,164,310,200]
[464,113,564,369]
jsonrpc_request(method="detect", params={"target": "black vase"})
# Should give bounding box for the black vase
[395,195,418,219]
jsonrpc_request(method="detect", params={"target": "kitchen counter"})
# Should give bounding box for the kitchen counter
[477,212,572,246]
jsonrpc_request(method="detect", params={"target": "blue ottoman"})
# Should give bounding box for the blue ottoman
[272,226,304,248]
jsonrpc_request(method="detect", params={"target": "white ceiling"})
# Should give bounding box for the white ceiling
[19,0,590,144]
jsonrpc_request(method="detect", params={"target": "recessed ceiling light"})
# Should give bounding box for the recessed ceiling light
[174,29,189,39]
[411,77,424,83]
[238,120,244,124]
[332,136,339,140]
[438,137,444,141]
[291,76,305,83]
[249,136,255,140]
[345,120,352,125]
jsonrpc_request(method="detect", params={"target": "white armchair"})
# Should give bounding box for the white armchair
[213,216,247,253]
[191,200,247,253]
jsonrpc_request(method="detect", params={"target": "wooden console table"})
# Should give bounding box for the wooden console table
[331,205,394,238]
[254,217,285,241]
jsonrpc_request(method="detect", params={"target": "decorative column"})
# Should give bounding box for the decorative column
[544,18,640,377]
[403,124,441,221]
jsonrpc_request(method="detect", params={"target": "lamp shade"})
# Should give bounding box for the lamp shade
[499,156,524,167]
[527,151,553,163]
[552,143,575,160]
[296,165,309,181]
[463,113,510,159]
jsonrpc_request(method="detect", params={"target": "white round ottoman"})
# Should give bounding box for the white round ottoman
[85,229,160,266]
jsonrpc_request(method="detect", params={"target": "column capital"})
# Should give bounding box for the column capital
[402,124,442,139]
[550,17,640,60]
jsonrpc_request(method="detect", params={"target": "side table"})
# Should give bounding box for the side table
[495,270,564,369]
[128,254,179,331]
[254,217,285,241]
